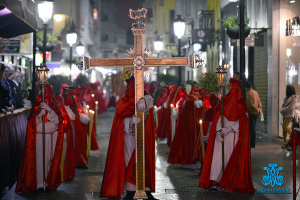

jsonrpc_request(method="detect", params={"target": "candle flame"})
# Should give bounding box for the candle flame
[154,105,157,109]
[199,119,202,124]
[95,101,98,104]
[92,94,95,97]
[170,104,173,107]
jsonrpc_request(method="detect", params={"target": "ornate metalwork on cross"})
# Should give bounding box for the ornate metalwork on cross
[76,8,203,199]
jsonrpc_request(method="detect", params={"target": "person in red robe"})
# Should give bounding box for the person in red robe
[16,84,64,192]
[167,86,208,169]
[90,81,107,114]
[71,88,99,151]
[56,96,76,181]
[199,78,254,193]
[171,87,188,138]
[157,85,177,140]
[62,90,88,167]
[99,77,156,200]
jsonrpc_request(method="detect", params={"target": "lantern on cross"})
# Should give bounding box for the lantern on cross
[36,63,49,85]
[215,65,228,89]
[215,64,229,174]
[35,63,49,191]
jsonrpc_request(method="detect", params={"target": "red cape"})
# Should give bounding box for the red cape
[90,82,107,114]
[56,96,76,181]
[166,86,186,146]
[156,86,169,138]
[16,85,64,192]
[199,78,254,193]
[168,86,207,165]
[157,85,177,139]
[100,79,155,199]
[193,93,220,164]
[63,92,88,167]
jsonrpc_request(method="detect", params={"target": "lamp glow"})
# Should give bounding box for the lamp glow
[38,1,53,24]
[154,38,163,52]
[36,63,49,85]
[76,42,85,56]
[66,30,77,46]
[173,15,186,39]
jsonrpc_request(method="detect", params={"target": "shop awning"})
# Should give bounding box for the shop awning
[0,0,37,38]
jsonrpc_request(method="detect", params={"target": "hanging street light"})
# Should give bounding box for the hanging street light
[173,15,186,86]
[76,42,85,56]
[154,37,163,77]
[38,0,53,65]
[66,28,78,81]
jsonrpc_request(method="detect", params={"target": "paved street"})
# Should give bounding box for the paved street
[2,108,300,200]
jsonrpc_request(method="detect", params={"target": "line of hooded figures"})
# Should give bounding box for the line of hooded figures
[5,66,257,199]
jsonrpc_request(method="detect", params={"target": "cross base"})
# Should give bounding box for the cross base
[133,190,148,199]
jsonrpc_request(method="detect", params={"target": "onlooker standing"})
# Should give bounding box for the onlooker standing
[246,81,262,148]
[280,84,297,149]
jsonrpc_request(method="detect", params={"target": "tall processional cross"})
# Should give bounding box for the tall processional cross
[76,8,203,199]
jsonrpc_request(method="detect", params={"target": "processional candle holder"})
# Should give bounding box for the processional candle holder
[87,110,94,157]
[170,104,174,143]
[95,101,98,135]
[199,120,205,162]
[215,65,228,173]
[35,63,49,191]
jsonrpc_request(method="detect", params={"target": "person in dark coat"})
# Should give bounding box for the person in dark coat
[0,64,13,113]
[10,71,24,109]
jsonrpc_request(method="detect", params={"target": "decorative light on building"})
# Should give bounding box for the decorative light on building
[154,37,163,52]
[76,42,85,56]
[286,48,292,57]
[54,14,63,22]
[290,0,296,3]
[66,30,78,46]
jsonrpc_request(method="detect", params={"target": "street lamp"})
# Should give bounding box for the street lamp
[173,15,186,86]
[76,42,85,56]
[154,37,163,77]
[66,28,77,81]
[38,0,53,64]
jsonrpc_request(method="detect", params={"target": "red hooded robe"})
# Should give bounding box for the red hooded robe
[99,78,155,199]
[157,85,177,139]
[16,85,64,192]
[56,96,76,181]
[63,91,88,167]
[168,86,208,165]
[199,78,254,193]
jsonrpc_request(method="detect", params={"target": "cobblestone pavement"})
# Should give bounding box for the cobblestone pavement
[2,108,300,200]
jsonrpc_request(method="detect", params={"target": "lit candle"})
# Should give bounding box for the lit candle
[199,119,205,161]
[89,109,92,116]
[154,105,158,128]
[171,104,174,142]
[92,94,94,98]
[95,101,98,106]
[87,105,89,110]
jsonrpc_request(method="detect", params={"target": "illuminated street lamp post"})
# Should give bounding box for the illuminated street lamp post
[38,0,53,64]
[173,15,186,86]
[154,37,163,77]
[66,28,77,81]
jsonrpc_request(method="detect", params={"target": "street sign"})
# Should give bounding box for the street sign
[192,29,212,44]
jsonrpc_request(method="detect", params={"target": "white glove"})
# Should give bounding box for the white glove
[80,113,91,125]
[200,136,209,143]
[154,106,161,113]
[216,130,224,143]
[164,103,168,109]
[40,102,51,111]
[131,115,141,124]
[173,109,179,120]
[137,98,146,112]
[38,109,46,117]
[194,100,203,108]
[220,127,232,135]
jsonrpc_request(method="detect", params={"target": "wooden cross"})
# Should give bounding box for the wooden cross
[76,8,203,199]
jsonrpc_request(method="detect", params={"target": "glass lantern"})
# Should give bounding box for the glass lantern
[38,1,53,24]
[154,37,163,52]
[173,15,186,39]
[36,63,49,85]
[215,65,228,88]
